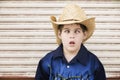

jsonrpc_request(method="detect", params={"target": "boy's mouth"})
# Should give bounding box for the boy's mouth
[69,41,75,44]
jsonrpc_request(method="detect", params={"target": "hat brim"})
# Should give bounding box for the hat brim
[50,16,95,45]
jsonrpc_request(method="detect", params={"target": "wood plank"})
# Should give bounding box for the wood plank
[0,2,119,8]
[0,24,120,30]
[0,10,119,15]
[0,17,120,23]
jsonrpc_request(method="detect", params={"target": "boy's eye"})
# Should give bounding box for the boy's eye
[75,30,80,33]
[64,30,70,33]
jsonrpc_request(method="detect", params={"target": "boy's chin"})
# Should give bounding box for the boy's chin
[67,47,78,52]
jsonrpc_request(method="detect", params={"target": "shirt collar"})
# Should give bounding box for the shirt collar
[53,44,64,59]
[53,44,89,66]
[76,44,89,66]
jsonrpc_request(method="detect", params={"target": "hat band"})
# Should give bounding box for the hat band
[62,19,79,22]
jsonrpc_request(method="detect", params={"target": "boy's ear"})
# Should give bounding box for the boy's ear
[83,31,88,40]
[58,30,61,39]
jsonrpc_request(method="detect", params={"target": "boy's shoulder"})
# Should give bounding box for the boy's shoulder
[40,50,56,62]
[88,51,98,59]
[87,50,104,68]
[87,50,100,63]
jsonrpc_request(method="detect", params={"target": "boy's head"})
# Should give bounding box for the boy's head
[57,23,88,51]
[50,4,95,45]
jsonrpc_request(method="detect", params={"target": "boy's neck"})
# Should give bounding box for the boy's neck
[63,47,80,63]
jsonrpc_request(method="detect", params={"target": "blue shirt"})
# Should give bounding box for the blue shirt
[35,44,106,80]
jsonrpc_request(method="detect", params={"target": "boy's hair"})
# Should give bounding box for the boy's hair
[58,23,88,32]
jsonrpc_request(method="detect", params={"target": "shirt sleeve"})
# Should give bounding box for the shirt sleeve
[35,60,49,80]
[94,60,106,80]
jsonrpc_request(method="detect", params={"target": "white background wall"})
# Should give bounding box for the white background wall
[0,0,120,78]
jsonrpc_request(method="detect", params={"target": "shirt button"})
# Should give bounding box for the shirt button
[67,65,70,68]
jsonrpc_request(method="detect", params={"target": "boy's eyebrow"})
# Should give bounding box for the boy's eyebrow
[75,28,81,30]
[62,28,69,30]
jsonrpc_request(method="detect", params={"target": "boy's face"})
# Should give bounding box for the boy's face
[58,24,87,53]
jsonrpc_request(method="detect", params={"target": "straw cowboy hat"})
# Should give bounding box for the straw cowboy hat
[50,4,95,45]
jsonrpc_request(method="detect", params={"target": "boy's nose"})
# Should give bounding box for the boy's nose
[70,33,75,38]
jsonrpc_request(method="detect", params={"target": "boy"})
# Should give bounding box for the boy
[35,4,106,80]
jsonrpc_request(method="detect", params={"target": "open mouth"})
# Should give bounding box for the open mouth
[69,41,75,44]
